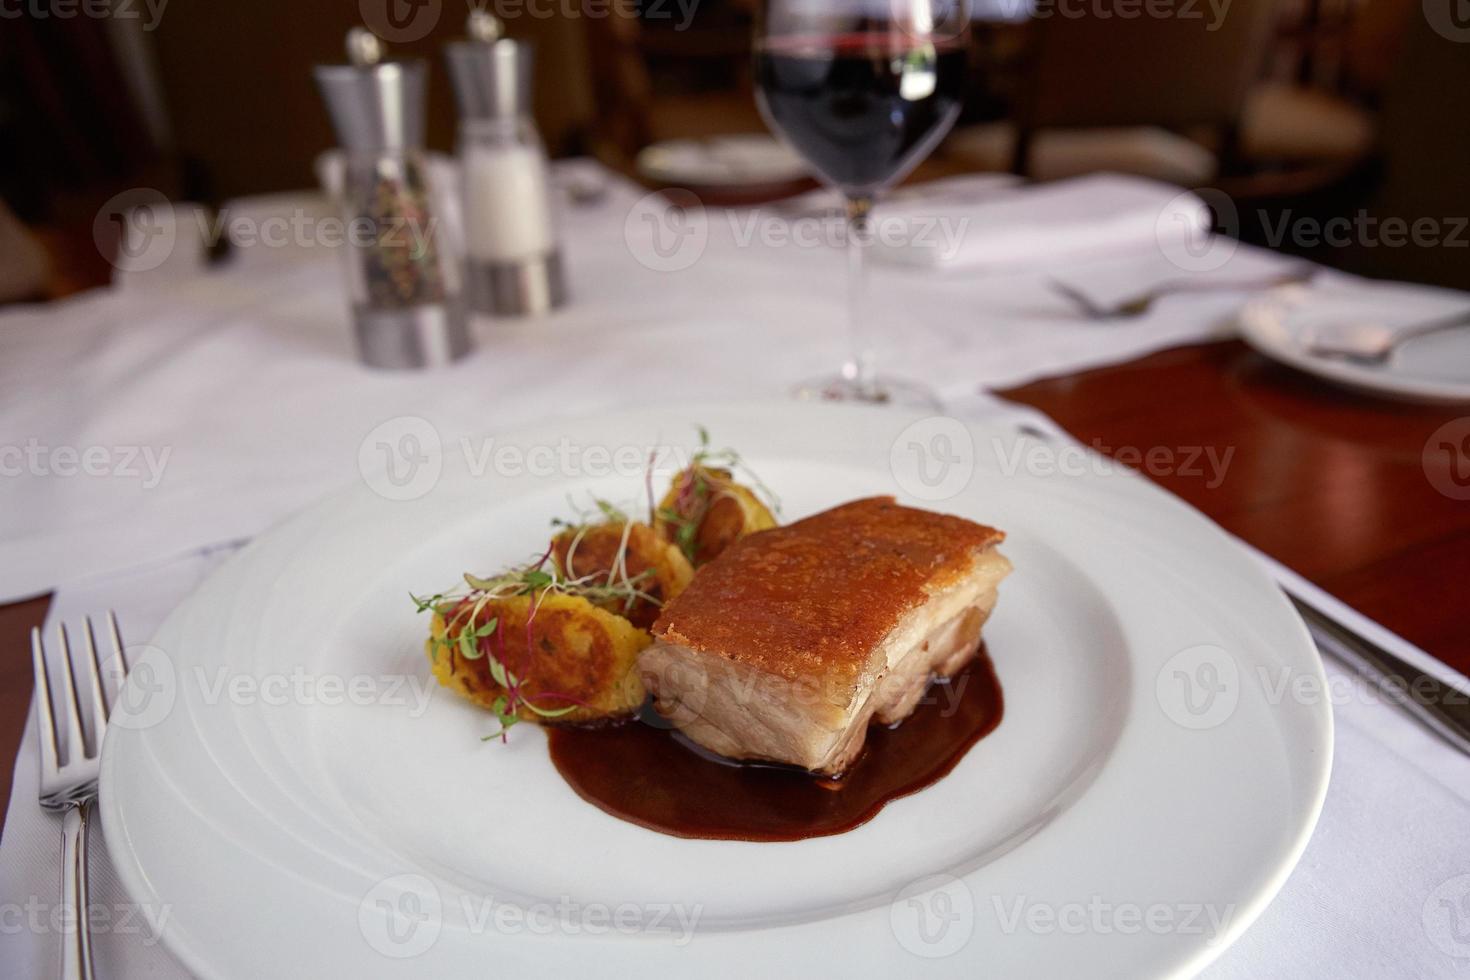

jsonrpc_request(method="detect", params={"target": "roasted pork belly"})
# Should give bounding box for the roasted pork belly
[642,497,1011,775]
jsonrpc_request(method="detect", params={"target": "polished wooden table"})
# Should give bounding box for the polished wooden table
[2,339,1466,821]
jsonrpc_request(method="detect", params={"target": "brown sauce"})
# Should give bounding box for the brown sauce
[546,650,1004,841]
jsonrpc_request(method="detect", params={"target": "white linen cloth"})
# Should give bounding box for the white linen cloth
[0,161,1308,603]
[4,398,1470,979]
[870,172,1211,271]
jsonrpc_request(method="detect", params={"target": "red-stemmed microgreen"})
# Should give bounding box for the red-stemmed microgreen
[414,539,651,742]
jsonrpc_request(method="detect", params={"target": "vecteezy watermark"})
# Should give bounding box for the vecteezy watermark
[358,876,703,958]
[1423,0,1470,43]
[1423,417,1470,501]
[357,415,725,501]
[0,0,169,30]
[726,210,971,262]
[191,666,435,717]
[359,416,444,502]
[95,189,442,271]
[459,895,702,943]
[0,898,172,945]
[1155,644,1240,729]
[1424,873,1470,958]
[0,439,171,489]
[1156,187,1241,273]
[1256,663,1470,712]
[624,189,710,273]
[1159,654,1468,729]
[1006,0,1234,29]
[94,187,177,274]
[204,209,441,255]
[890,416,976,502]
[891,874,975,958]
[623,192,973,271]
[1259,210,1470,251]
[359,0,442,42]
[1157,188,1470,273]
[105,644,437,731]
[484,0,700,28]
[990,438,1236,488]
[106,644,178,732]
[891,0,969,42]
[991,895,1237,943]
[360,874,443,959]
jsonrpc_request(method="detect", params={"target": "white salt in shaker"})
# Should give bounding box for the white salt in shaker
[445,12,567,316]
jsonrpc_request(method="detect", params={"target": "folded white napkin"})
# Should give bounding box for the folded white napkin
[871,172,1211,271]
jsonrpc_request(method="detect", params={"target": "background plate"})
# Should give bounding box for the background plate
[1240,284,1470,405]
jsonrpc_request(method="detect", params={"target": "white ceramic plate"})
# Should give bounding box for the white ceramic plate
[1240,282,1470,405]
[635,135,808,189]
[100,403,1331,979]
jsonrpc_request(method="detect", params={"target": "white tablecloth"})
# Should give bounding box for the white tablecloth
[3,162,1467,978]
[0,163,1301,603]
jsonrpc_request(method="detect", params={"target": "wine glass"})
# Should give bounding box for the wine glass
[754,0,971,407]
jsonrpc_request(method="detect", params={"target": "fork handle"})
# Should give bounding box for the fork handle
[60,801,95,980]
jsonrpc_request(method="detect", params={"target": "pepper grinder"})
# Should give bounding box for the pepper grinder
[445,12,567,316]
[314,28,472,368]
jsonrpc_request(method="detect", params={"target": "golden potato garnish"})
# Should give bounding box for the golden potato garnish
[426,592,649,728]
[655,465,778,566]
[551,520,694,629]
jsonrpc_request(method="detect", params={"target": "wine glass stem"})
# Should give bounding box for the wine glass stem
[843,194,879,399]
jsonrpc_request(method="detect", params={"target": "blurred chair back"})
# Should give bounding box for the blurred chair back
[1013,0,1283,172]
[583,0,765,168]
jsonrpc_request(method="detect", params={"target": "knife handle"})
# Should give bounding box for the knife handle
[1289,594,1470,755]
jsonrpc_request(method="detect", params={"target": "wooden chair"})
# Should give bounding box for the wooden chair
[582,0,767,169]
[1233,0,1414,172]
[947,0,1283,185]
[1013,0,1284,178]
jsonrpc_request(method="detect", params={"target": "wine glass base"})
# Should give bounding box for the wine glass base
[792,374,943,411]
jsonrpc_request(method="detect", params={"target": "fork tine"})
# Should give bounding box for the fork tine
[108,610,130,674]
[105,610,130,709]
[82,617,110,726]
[30,627,60,775]
[54,624,90,763]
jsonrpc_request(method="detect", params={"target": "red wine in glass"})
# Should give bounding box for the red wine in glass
[755,34,968,195]
[754,12,970,407]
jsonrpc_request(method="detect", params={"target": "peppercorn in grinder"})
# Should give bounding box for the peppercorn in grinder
[315,28,473,369]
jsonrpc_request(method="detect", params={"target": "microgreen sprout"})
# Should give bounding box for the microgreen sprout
[657,425,781,563]
[414,536,650,742]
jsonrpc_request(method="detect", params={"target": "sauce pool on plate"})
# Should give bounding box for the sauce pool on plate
[546,649,1004,842]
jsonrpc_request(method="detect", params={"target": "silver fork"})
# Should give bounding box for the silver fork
[1050,269,1314,320]
[32,613,128,980]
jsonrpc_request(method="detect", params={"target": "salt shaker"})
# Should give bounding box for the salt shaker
[314,29,472,368]
[445,12,567,316]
